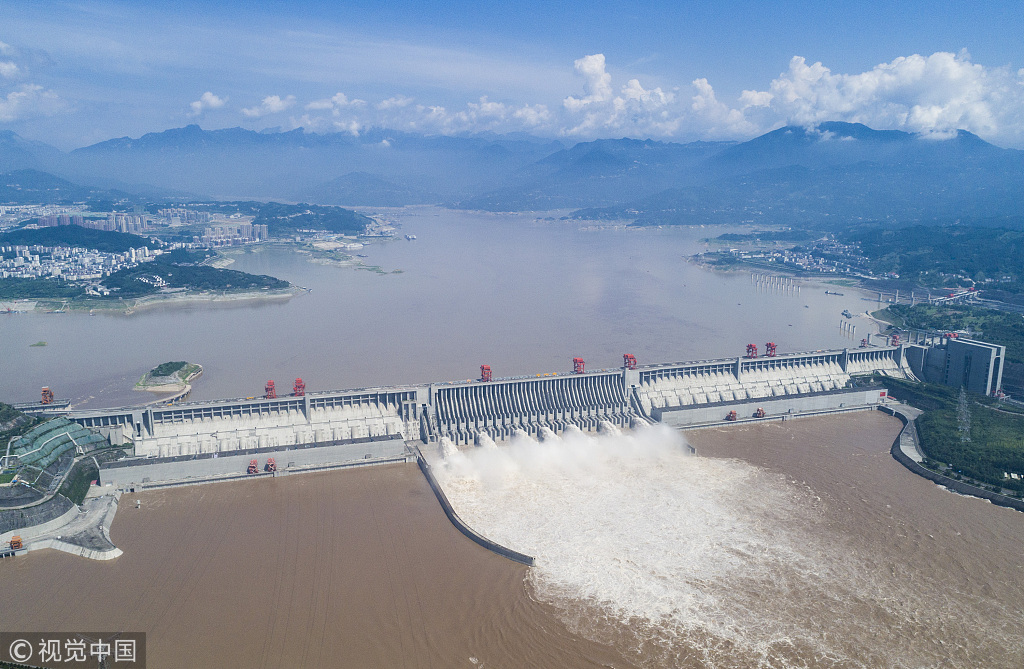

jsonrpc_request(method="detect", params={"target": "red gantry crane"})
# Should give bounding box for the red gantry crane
[480,365,492,382]
[293,378,305,396]
[746,344,758,359]
[623,353,637,370]
[573,357,585,374]
[265,380,277,399]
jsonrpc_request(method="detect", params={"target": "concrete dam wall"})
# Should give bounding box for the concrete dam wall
[432,371,632,445]
[70,345,911,464]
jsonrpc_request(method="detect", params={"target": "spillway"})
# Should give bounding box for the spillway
[68,345,912,461]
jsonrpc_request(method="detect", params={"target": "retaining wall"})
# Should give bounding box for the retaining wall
[0,503,79,545]
[101,436,407,488]
[882,405,1024,513]
[416,454,534,567]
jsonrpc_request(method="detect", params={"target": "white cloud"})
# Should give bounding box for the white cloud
[0,61,19,79]
[563,54,614,112]
[562,53,681,137]
[0,83,63,122]
[278,52,1024,146]
[306,91,365,113]
[188,91,226,116]
[241,94,296,117]
[690,78,758,137]
[746,51,1024,139]
[377,94,414,110]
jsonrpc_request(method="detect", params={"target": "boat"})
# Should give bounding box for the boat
[405,234,417,240]
[842,309,853,318]
[825,290,845,296]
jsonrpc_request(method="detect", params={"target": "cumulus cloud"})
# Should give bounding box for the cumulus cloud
[0,83,63,122]
[241,94,296,117]
[276,52,1024,145]
[0,61,19,79]
[306,91,365,113]
[188,91,226,116]
[562,53,678,136]
[377,94,414,110]
[746,51,1024,139]
[563,54,614,112]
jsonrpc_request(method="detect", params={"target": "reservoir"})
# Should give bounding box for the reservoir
[1,208,876,408]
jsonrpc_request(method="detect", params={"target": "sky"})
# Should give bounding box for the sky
[1,0,1023,149]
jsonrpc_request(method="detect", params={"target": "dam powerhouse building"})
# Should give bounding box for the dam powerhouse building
[46,342,943,489]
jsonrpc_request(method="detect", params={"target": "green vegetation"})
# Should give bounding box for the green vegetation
[844,225,1024,293]
[151,361,187,377]
[58,458,100,505]
[884,378,1024,494]
[0,225,156,253]
[0,472,14,484]
[103,248,289,297]
[878,304,1024,364]
[0,277,85,299]
[253,202,371,236]
[0,403,37,445]
[713,229,815,243]
[29,341,47,347]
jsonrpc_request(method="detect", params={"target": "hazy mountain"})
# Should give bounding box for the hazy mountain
[570,122,1024,228]
[0,131,63,173]
[458,138,734,211]
[4,122,1023,229]
[298,172,440,207]
[63,125,563,201]
[0,169,132,205]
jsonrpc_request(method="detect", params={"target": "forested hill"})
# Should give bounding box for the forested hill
[0,226,157,253]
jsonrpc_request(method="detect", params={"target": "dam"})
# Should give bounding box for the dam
[61,345,911,487]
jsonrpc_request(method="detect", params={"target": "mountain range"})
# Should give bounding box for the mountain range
[2,122,1023,228]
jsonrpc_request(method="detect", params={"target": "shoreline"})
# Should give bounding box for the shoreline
[25,286,306,314]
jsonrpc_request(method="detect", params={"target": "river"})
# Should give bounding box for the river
[1,207,876,407]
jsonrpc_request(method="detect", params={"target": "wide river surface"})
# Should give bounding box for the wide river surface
[2,207,878,407]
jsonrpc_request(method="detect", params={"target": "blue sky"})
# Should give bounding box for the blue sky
[2,0,1023,148]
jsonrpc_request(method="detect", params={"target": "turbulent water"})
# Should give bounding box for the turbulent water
[432,419,1024,668]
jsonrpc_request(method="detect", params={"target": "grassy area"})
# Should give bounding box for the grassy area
[151,361,187,377]
[0,472,14,484]
[876,303,1024,364]
[58,458,100,505]
[884,377,1024,494]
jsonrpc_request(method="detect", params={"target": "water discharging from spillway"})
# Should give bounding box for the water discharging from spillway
[430,423,1024,668]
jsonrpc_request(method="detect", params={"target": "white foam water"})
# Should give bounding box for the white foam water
[434,423,1019,668]
[432,425,849,662]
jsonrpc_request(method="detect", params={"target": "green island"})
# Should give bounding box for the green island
[29,341,47,347]
[136,361,203,391]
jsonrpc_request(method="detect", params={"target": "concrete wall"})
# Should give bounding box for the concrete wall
[100,436,407,488]
[654,388,887,427]
[945,339,1004,395]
